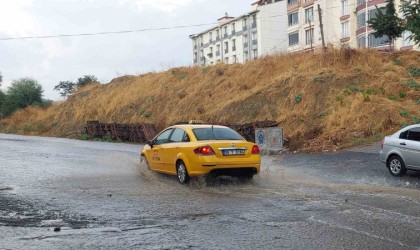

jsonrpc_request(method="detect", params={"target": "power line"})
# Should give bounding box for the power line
[0,22,219,41]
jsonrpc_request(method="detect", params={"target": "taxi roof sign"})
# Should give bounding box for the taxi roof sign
[189,120,204,124]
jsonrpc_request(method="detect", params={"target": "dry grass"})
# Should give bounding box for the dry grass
[1,49,419,151]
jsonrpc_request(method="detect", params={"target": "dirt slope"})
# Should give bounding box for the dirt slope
[1,49,419,151]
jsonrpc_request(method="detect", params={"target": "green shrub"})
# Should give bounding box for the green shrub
[408,79,419,90]
[388,95,399,100]
[295,93,302,104]
[354,67,362,73]
[400,110,408,117]
[399,92,407,98]
[313,77,326,83]
[408,66,420,77]
[410,115,420,124]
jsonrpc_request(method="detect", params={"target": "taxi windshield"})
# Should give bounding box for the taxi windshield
[193,127,243,141]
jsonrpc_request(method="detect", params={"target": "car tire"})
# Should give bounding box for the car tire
[387,155,407,177]
[238,174,254,183]
[176,161,190,184]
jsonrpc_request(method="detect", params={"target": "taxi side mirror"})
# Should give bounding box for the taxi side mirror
[146,140,154,148]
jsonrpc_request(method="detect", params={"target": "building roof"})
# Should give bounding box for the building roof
[189,9,258,38]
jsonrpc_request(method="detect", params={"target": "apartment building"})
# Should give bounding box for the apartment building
[286,0,418,52]
[190,0,287,66]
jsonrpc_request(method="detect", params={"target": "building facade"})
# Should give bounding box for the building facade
[286,0,418,52]
[190,0,288,66]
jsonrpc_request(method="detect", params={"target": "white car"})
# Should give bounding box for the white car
[380,124,420,176]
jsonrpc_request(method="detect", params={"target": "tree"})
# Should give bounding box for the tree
[76,75,98,88]
[54,81,76,97]
[401,0,420,45]
[0,72,3,86]
[3,78,43,116]
[367,0,405,49]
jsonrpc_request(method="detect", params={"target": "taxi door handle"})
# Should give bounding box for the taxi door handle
[400,142,406,146]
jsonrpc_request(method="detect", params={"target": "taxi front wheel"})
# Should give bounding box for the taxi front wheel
[176,161,190,184]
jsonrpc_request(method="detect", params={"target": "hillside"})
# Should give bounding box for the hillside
[1,49,419,151]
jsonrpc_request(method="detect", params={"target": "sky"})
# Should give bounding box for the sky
[0,0,254,100]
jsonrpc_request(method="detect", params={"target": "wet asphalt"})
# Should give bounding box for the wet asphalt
[0,133,419,250]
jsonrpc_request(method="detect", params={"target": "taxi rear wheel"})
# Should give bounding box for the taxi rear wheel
[176,161,190,184]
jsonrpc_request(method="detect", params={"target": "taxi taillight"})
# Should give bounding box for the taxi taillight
[251,145,260,154]
[194,146,215,156]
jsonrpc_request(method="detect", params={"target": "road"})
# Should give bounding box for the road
[0,133,419,249]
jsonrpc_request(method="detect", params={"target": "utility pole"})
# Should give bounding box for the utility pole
[317,4,326,53]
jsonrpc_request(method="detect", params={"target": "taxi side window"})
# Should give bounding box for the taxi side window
[183,132,190,142]
[169,129,186,143]
[400,130,409,140]
[154,129,174,145]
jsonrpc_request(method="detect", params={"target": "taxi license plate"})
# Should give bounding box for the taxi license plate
[222,149,245,156]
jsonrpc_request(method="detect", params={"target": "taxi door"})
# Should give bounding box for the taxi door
[161,128,190,174]
[149,128,174,172]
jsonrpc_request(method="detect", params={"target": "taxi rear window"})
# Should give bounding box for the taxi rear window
[193,128,243,141]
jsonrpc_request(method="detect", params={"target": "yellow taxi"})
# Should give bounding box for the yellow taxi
[140,122,261,184]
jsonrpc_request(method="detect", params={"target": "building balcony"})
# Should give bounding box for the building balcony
[224,49,229,54]
[252,40,258,45]
[216,36,220,41]
[252,22,257,29]
[244,42,248,48]
[232,46,236,52]
[243,26,248,31]
[302,0,314,7]
[287,0,300,12]
[216,51,220,57]
[224,33,228,38]
[208,53,213,58]
[340,15,350,21]
[209,39,213,43]
[231,30,236,35]
[194,45,197,50]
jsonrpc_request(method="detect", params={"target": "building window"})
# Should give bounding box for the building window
[252,15,257,28]
[209,32,213,42]
[341,22,349,38]
[193,52,197,61]
[305,8,314,23]
[231,23,236,34]
[216,44,221,56]
[225,57,229,64]
[357,0,366,5]
[243,35,249,46]
[305,28,314,45]
[341,0,349,16]
[224,26,228,37]
[288,0,298,5]
[200,36,203,46]
[403,31,412,46]
[216,29,220,40]
[368,7,385,21]
[233,55,237,63]
[357,12,366,28]
[244,51,249,62]
[357,36,366,48]
[368,33,389,47]
[289,32,299,46]
[224,41,229,53]
[232,39,236,51]
[243,18,247,29]
[253,49,258,60]
[289,12,299,26]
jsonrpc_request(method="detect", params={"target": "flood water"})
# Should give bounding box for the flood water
[0,133,419,249]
